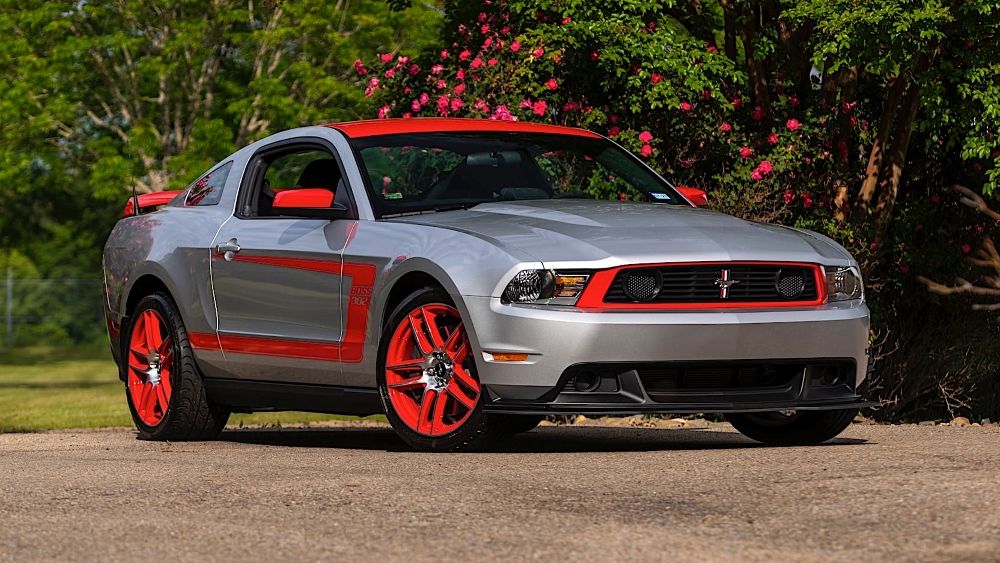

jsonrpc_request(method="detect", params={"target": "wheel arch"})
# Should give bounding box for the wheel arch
[374,260,484,361]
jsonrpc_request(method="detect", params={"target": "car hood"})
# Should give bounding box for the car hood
[387,199,853,266]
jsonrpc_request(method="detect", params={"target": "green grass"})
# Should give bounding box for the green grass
[0,345,375,433]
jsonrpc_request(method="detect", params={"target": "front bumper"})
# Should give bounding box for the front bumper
[461,296,871,413]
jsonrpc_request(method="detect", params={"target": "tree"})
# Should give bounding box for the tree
[0,0,442,275]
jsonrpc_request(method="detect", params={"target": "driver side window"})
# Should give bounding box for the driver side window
[246,146,353,218]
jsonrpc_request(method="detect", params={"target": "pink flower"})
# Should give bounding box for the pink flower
[562,101,580,112]
[459,50,471,61]
[590,51,601,61]
[679,101,693,112]
[707,45,717,53]
[651,73,663,84]
[411,99,422,112]
[751,169,764,181]
[367,77,380,89]
[436,95,450,115]
[545,78,558,90]
[408,64,420,77]
[640,144,652,157]
[757,160,773,174]
[720,122,732,132]
[870,241,879,252]
[379,53,394,63]
[402,86,412,95]
[435,79,446,90]
[456,68,466,81]
[767,132,779,145]
[731,97,743,109]
[384,68,395,78]
[786,118,801,132]
[482,36,494,49]
[480,24,490,34]
[511,40,521,52]
[477,12,487,22]
[562,16,572,25]
[783,189,795,203]
[752,106,765,121]
[501,25,511,35]
[739,146,753,159]
[531,46,544,58]
[450,97,463,111]
[802,193,814,209]
[487,58,498,67]
[419,92,430,105]
[788,95,800,107]
[440,50,450,60]
[471,57,484,69]
[520,99,532,109]
[474,98,489,112]
[962,243,973,254]
[490,104,516,121]
[354,59,368,75]
[531,99,548,116]
[638,130,653,143]
[383,176,392,188]
[430,64,444,75]
[377,105,391,119]
[454,83,466,95]
[608,126,621,137]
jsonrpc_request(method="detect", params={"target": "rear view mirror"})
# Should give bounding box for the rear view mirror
[273,188,348,219]
[676,186,709,207]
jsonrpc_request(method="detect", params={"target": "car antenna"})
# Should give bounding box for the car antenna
[128,134,140,216]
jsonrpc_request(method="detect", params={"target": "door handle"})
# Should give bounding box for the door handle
[215,238,241,261]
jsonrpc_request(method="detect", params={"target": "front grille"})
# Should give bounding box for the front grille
[603,263,819,304]
[637,363,802,394]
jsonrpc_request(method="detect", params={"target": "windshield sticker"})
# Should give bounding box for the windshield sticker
[650,192,670,200]
[383,192,403,200]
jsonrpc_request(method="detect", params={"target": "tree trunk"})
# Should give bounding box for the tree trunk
[721,0,738,62]
[740,4,770,117]
[873,83,922,231]
[857,76,907,211]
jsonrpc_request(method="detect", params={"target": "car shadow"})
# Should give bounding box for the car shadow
[219,425,868,453]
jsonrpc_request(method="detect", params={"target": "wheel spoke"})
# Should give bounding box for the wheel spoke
[157,336,172,358]
[446,380,477,410]
[143,311,158,350]
[155,384,170,414]
[420,306,446,349]
[431,389,449,433]
[128,361,147,379]
[444,326,464,356]
[407,312,433,355]
[451,364,480,393]
[387,374,425,390]
[386,357,425,372]
[138,384,152,418]
[448,341,469,365]
[416,390,437,434]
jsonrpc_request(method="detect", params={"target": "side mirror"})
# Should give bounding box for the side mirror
[272,188,348,219]
[676,186,709,207]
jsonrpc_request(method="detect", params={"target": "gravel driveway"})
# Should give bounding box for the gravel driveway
[1,421,998,562]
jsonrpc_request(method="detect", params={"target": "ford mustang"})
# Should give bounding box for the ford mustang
[104,118,871,451]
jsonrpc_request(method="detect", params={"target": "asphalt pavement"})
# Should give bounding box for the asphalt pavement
[1,421,998,562]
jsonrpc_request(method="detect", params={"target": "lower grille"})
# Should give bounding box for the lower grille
[638,363,802,394]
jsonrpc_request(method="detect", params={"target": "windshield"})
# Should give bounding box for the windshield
[350,132,684,216]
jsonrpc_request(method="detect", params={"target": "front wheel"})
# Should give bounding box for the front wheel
[377,288,496,452]
[725,409,857,446]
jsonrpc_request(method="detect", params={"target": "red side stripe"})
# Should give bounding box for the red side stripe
[194,255,376,363]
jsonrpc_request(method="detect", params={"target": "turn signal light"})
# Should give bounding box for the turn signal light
[486,352,529,362]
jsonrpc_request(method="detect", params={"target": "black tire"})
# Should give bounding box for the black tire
[492,415,545,436]
[376,287,499,452]
[124,293,230,440]
[725,409,857,446]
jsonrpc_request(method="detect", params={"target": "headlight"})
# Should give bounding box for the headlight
[825,265,864,302]
[501,270,590,304]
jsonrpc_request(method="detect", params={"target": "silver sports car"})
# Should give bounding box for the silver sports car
[104,118,871,451]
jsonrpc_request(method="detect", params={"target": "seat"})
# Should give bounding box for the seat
[296,158,341,190]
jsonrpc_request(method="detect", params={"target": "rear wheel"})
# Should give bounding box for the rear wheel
[377,288,496,452]
[725,409,856,445]
[124,293,229,440]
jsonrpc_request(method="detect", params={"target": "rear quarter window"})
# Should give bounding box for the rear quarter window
[184,161,233,206]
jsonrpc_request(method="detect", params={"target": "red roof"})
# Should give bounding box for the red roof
[326,118,602,139]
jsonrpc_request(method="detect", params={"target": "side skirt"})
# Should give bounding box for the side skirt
[203,378,384,416]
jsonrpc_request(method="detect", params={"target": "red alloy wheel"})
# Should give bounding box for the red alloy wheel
[126,309,173,427]
[384,304,480,437]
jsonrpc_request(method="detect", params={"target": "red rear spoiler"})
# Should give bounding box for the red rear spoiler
[122,190,183,217]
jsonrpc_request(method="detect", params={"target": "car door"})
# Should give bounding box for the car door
[209,141,359,385]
